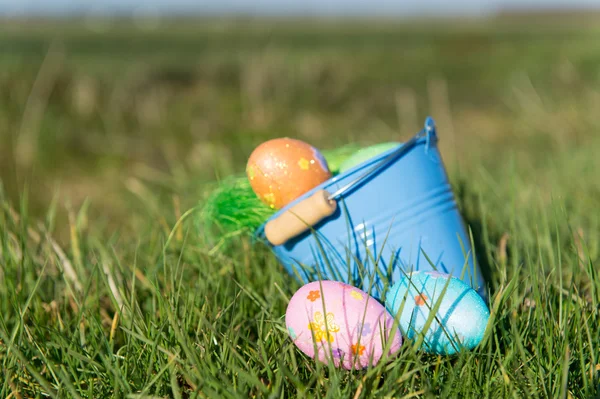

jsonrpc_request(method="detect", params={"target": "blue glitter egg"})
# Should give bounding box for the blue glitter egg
[385,271,489,355]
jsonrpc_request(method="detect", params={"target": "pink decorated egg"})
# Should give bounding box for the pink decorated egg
[285,280,403,370]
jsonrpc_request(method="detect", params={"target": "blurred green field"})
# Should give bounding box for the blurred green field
[1,16,599,398]
[2,16,600,231]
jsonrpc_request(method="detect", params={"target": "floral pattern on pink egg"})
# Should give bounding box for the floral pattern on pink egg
[285,280,402,370]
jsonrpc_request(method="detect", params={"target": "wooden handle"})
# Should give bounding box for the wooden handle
[264,190,337,246]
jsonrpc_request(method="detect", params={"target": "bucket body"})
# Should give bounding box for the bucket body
[256,119,486,300]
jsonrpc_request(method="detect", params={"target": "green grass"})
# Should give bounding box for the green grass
[1,15,600,398]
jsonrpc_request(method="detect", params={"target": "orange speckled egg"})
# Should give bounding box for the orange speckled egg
[246,138,332,209]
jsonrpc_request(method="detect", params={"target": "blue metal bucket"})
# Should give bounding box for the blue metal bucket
[256,117,486,300]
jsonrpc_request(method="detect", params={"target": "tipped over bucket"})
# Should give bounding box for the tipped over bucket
[256,117,487,300]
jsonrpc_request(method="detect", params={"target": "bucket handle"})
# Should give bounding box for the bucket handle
[263,117,437,246]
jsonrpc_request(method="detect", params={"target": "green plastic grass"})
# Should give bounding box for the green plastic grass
[197,143,364,250]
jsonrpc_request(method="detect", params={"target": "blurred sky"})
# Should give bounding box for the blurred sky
[1,0,599,16]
